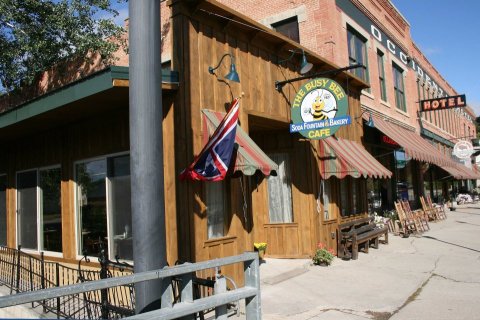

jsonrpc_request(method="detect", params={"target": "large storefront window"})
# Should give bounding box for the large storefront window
[76,154,131,260]
[16,168,62,252]
[206,181,227,239]
[394,150,414,203]
[0,175,7,246]
[267,153,293,223]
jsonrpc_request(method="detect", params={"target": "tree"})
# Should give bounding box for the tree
[0,0,127,92]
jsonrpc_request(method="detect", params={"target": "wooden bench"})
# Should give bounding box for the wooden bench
[337,217,389,260]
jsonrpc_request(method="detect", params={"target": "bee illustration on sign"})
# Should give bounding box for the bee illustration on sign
[302,89,338,122]
[290,78,350,140]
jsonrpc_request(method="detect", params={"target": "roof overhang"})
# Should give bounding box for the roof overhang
[0,66,178,142]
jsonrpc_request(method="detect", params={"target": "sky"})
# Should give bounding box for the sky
[390,0,480,115]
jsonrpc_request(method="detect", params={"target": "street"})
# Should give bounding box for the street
[260,204,480,320]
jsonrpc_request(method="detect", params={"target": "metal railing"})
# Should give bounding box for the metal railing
[0,245,135,319]
[0,251,261,319]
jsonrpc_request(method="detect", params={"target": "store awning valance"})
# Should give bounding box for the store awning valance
[202,109,278,176]
[318,137,392,179]
[367,114,450,167]
[449,163,480,180]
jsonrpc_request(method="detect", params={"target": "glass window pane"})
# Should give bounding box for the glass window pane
[39,168,62,253]
[108,155,132,260]
[206,181,226,239]
[322,179,334,220]
[340,178,348,216]
[0,175,6,246]
[272,17,299,43]
[17,171,38,250]
[76,160,107,257]
[267,153,293,223]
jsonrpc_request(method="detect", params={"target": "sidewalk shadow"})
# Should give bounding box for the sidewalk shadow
[451,210,480,215]
[422,235,480,253]
[456,220,480,227]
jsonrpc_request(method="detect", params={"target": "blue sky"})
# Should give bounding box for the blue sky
[391,0,480,115]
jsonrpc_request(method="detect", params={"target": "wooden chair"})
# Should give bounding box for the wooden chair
[420,196,438,221]
[426,195,447,220]
[394,201,417,236]
[401,200,430,232]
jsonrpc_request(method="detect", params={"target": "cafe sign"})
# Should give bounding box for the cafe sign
[290,78,350,140]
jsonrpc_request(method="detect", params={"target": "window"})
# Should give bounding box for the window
[267,153,293,223]
[206,181,227,239]
[39,168,62,253]
[76,154,132,260]
[392,62,406,111]
[347,27,369,82]
[377,50,387,101]
[272,17,300,43]
[16,168,62,252]
[322,179,334,221]
[339,177,365,217]
[0,175,6,246]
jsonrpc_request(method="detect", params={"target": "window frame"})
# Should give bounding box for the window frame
[15,165,63,257]
[272,16,300,43]
[74,151,131,261]
[377,50,387,102]
[267,152,294,224]
[338,177,367,218]
[392,62,406,112]
[347,26,369,83]
[205,180,229,240]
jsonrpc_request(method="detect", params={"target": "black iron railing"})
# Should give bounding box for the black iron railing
[0,245,134,319]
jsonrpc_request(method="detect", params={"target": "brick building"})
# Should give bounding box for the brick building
[159,0,478,209]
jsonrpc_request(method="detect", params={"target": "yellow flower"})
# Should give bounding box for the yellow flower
[254,242,267,250]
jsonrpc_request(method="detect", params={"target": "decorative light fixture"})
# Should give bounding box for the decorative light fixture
[208,53,240,83]
[278,49,313,75]
[355,110,375,128]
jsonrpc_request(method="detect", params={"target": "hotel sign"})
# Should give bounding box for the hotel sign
[290,78,350,140]
[420,94,466,112]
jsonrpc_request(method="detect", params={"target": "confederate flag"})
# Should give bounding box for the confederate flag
[179,98,240,181]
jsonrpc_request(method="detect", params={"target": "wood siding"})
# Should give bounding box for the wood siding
[171,0,366,281]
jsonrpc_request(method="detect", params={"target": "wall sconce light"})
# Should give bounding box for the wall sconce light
[355,110,375,128]
[208,53,240,83]
[278,49,313,75]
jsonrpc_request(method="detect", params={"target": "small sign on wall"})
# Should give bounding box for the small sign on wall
[290,78,350,140]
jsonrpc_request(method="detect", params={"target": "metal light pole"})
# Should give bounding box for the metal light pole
[129,0,166,313]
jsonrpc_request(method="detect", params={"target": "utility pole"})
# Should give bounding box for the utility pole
[129,0,166,313]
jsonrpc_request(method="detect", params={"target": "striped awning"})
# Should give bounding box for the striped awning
[318,137,392,179]
[447,163,480,180]
[202,109,278,176]
[368,114,450,167]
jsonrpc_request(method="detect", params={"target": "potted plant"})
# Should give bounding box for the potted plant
[253,242,267,259]
[312,242,335,266]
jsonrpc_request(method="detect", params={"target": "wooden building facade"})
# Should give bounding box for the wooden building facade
[0,0,392,281]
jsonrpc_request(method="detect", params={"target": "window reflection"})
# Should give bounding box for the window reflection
[40,168,62,252]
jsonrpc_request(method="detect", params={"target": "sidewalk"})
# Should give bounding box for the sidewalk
[260,204,480,320]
